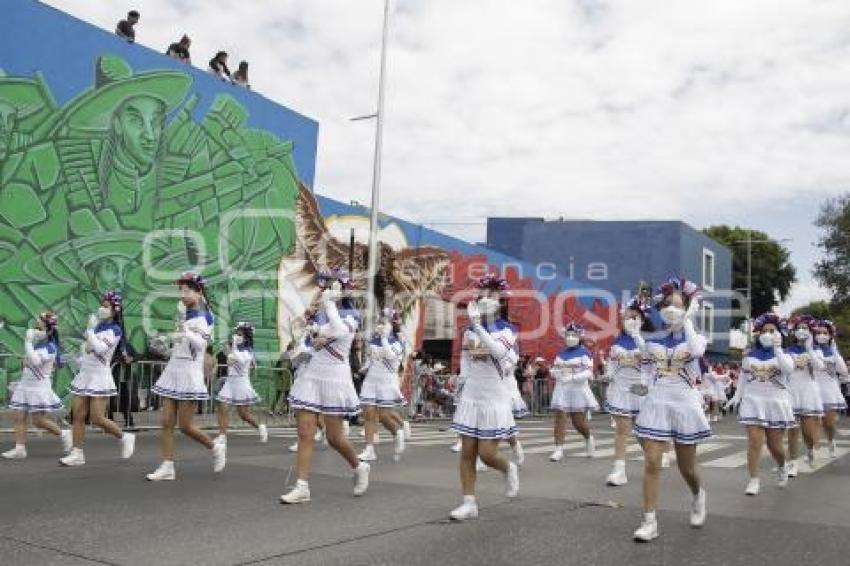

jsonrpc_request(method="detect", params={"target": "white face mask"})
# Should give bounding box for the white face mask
[97,306,112,321]
[623,318,641,334]
[477,297,500,316]
[815,334,831,345]
[177,300,187,315]
[32,329,48,342]
[794,327,809,341]
[660,305,685,327]
[564,335,580,347]
[232,334,244,346]
[758,332,775,348]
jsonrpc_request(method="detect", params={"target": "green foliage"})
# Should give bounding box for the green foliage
[702,225,796,322]
[793,300,850,354]
[814,194,850,304]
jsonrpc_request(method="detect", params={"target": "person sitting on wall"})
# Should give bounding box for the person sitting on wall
[166,35,192,64]
[232,61,251,90]
[209,51,232,82]
[116,10,140,43]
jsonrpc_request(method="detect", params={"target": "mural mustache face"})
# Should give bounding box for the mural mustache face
[114,96,165,171]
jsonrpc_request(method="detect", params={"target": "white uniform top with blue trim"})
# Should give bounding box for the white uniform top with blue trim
[461,319,518,380]
[741,347,792,389]
[785,344,823,380]
[79,322,122,372]
[23,340,58,382]
[227,346,254,379]
[552,346,594,387]
[365,336,405,378]
[606,335,643,385]
[307,302,360,367]
[170,309,213,368]
[643,330,706,386]
[814,345,849,381]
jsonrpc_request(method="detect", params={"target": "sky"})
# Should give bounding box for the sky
[41,0,850,313]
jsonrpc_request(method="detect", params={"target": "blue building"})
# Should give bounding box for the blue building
[486,218,733,358]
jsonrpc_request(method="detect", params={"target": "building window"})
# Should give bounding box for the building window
[701,301,714,344]
[702,248,715,291]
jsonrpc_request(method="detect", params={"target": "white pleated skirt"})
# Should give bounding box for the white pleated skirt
[816,376,847,412]
[634,380,711,444]
[451,375,517,439]
[360,370,405,408]
[604,382,642,417]
[217,375,261,406]
[9,376,64,412]
[152,358,209,401]
[788,373,824,417]
[551,383,600,413]
[288,360,360,416]
[69,365,117,397]
[737,382,796,429]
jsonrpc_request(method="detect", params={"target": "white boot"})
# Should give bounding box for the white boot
[449,496,479,521]
[313,429,325,443]
[585,435,596,458]
[214,434,227,446]
[513,440,525,467]
[59,447,85,467]
[449,439,462,453]
[745,477,760,496]
[786,460,799,478]
[549,446,564,462]
[606,460,628,486]
[259,424,268,443]
[121,432,136,459]
[475,457,489,472]
[661,452,671,468]
[689,488,707,527]
[504,462,519,498]
[60,429,73,454]
[358,444,377,462]
[775,465,789,488]
[280,479,311,504]
[353,462,370,496]
[2,445,26,460]
[146,460,176,481]
[829,439,836,459]
[393,430,405,461]
[806,448,815,467]
[403,420,412,440]
[288,441,299,453]
[633,512,658,542]
[212,442,226,473]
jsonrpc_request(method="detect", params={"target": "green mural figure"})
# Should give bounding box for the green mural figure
[0,54,300,356]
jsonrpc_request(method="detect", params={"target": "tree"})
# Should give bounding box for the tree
[702,226,796,323]
[793,300,850,354]
[814,194,850,305]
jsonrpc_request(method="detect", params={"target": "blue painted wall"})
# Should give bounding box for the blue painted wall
[0,0,319,187]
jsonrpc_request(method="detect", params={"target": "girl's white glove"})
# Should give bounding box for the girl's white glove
[467,301,481,325]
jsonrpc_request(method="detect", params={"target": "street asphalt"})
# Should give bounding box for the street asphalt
[1,416,849,566]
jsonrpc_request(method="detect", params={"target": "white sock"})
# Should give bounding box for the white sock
[15,443,25,450]
[163,459,174,466]
[356,462,368,472]
[296,479,309,488]
[463,495,476,505]
[644,511,656,523]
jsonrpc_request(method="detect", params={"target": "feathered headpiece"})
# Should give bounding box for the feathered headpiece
[315,266,352,290]
[752,312,782,333]
[474,273,510,296]
[234,321,255,339]
[812,319,837,336]
[563,320,585,336]
[101,290,124,312]
[787,314,815,331]
[176,271,206,291]
[654,276,700,305]
[38,311,59,331]
[623,295,652,318]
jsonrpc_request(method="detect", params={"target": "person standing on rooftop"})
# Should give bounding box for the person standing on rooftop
[166,35,192,64]
[115,10,139,43]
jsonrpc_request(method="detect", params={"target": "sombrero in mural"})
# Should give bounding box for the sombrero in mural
[56,54,192,132]
[0,72,56,131]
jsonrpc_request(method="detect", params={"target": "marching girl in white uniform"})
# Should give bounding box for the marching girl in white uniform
[632,277,710,542]
[604,297,651,486]
[147,272,226,480]
[3,311,72,459]
[61,291,136,466]
[725,313,795,495]
[811,319,848,457]
[358,308,407,462]
[448,274,520,521]
[215,322,268,445]
[280,267,370,503]
[549,322,598,462]
[784,315,824,471]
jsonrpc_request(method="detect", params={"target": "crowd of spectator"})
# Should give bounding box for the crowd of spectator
[115,10,252,90]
